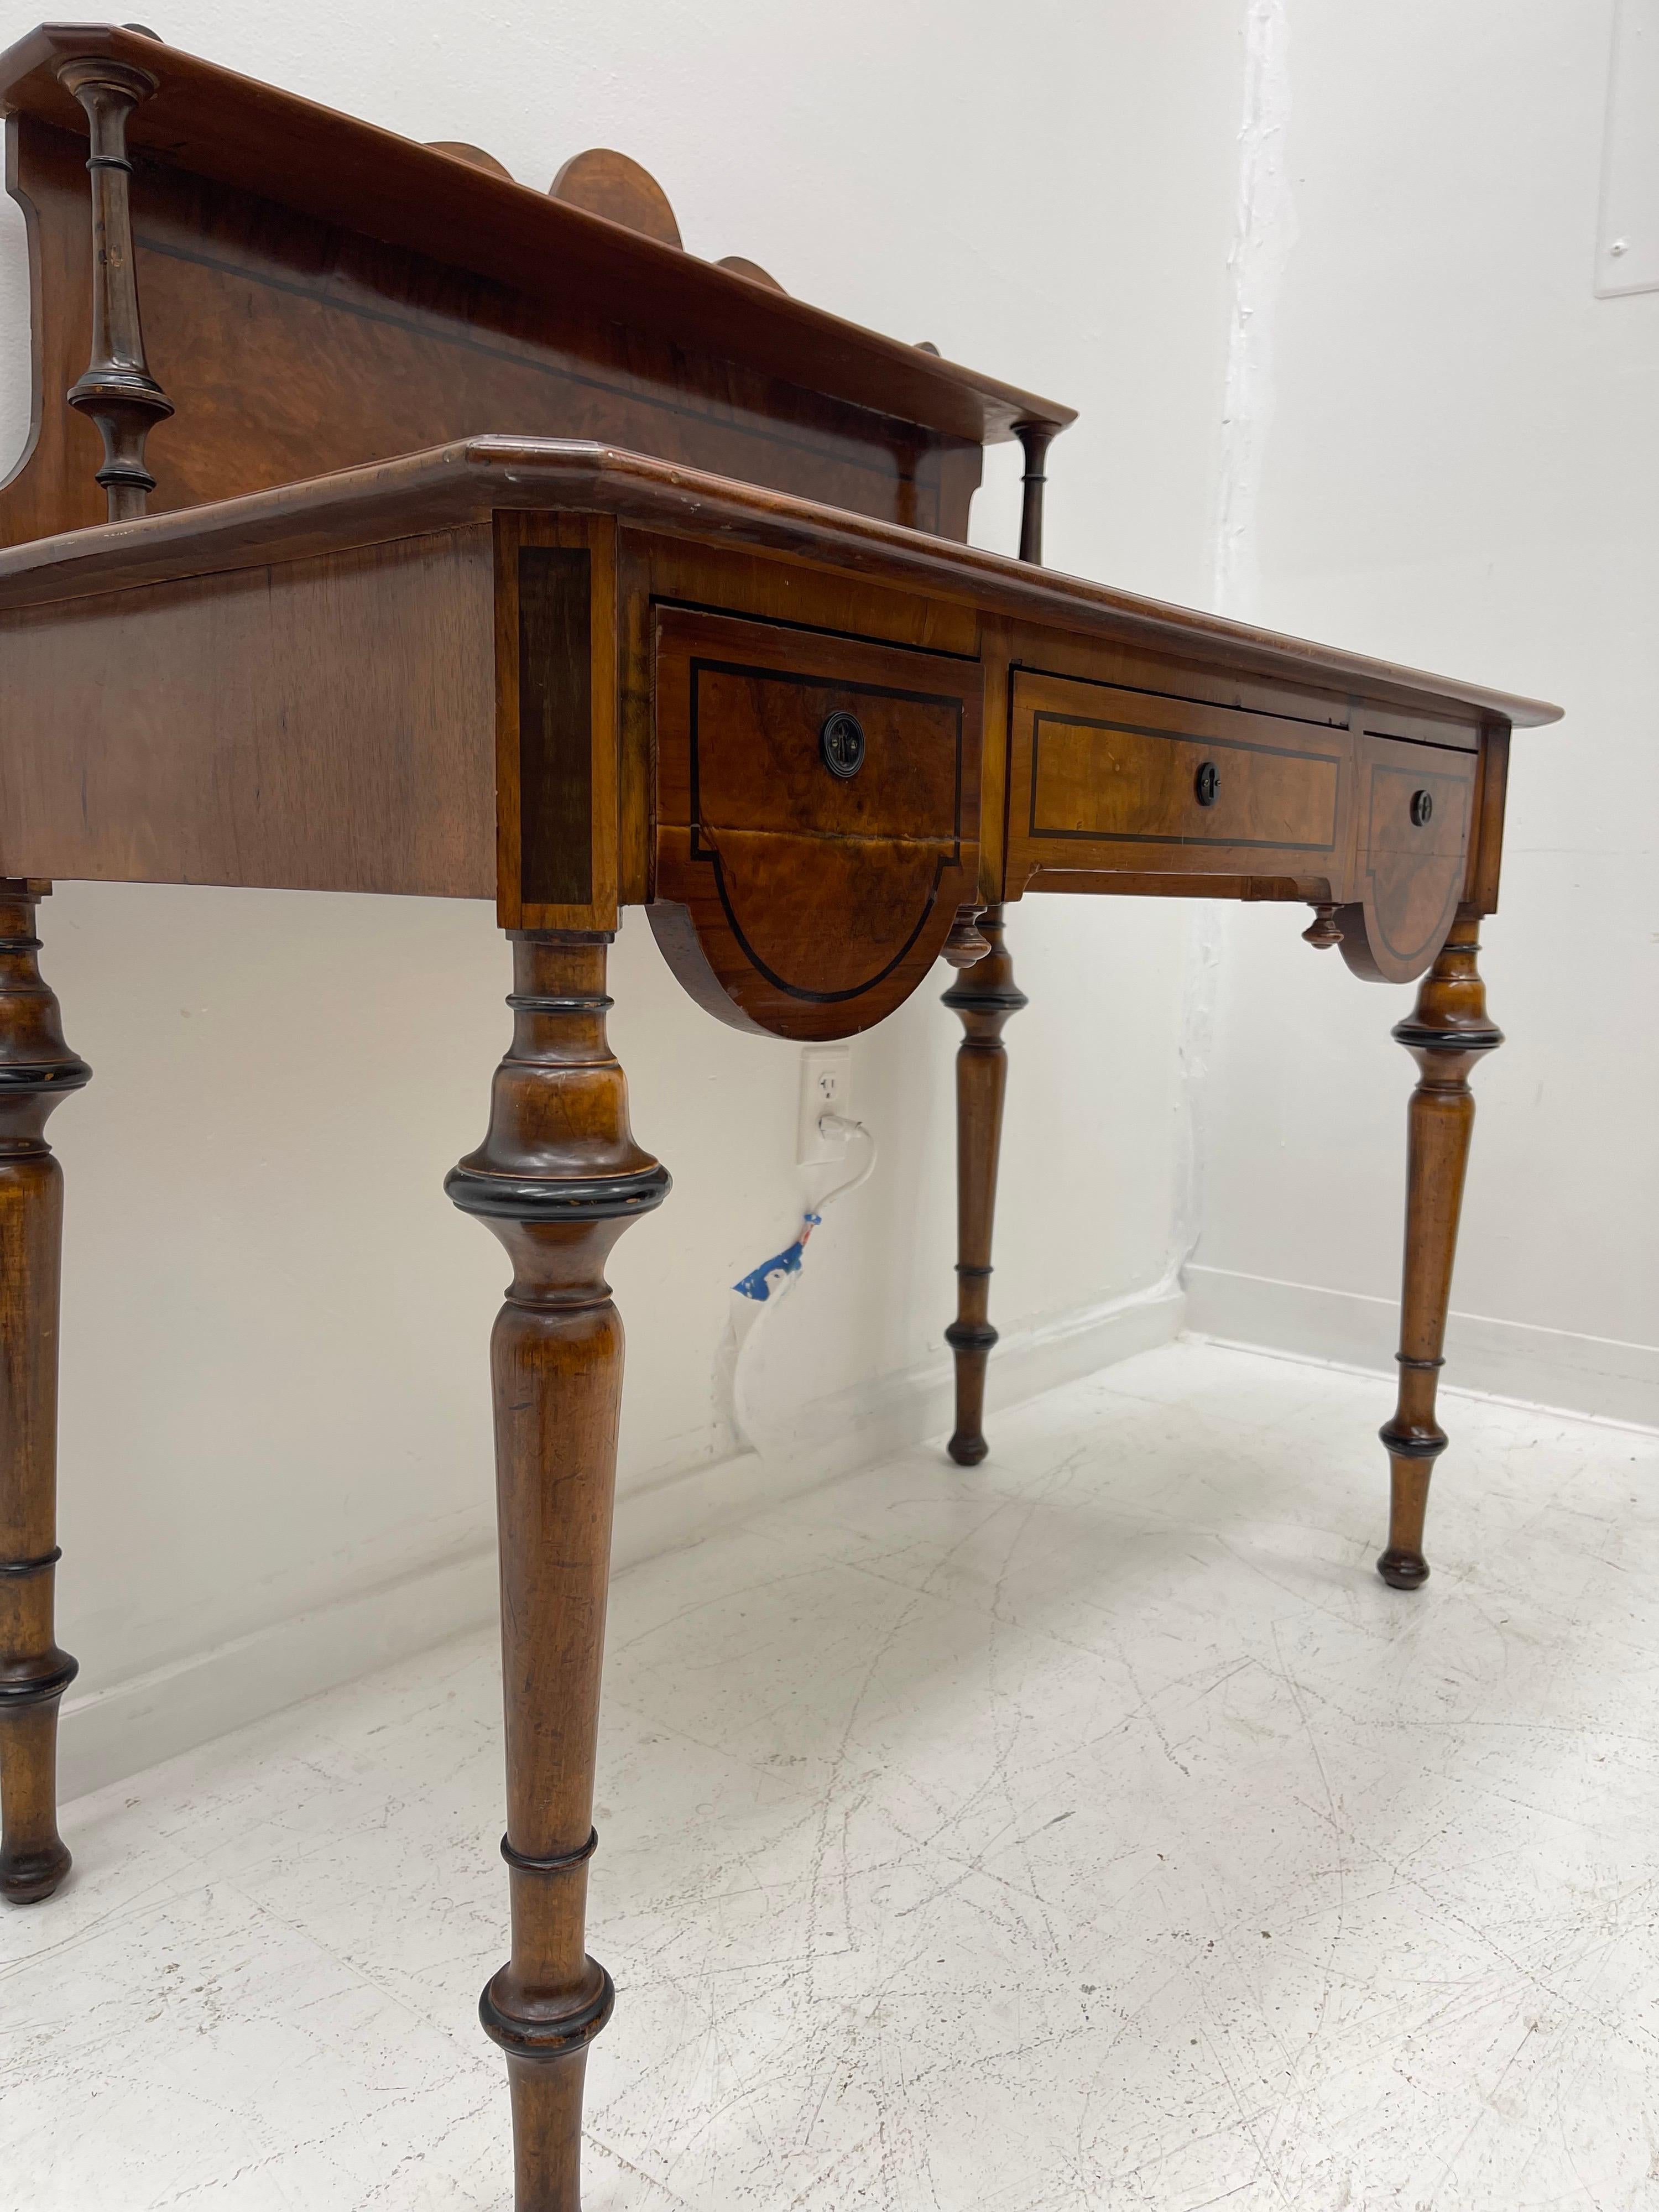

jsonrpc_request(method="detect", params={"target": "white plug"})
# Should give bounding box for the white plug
[796,1044,852,1166]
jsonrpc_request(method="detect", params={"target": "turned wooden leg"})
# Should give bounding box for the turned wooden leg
[0,884,90,1905]
[446,931,667,2212]
[941,905,1026,1466]
[1376,909,1501,1590]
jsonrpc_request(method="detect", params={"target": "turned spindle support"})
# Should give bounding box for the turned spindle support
[56,55,174,520]
[445,932,667,2212]
[0,884,90,1905]
[1376,909,1501,1590]
[1014,420,1055,566]
[1303,902,1342,950]
[940,904,991,967]
[942,907,1026,1465]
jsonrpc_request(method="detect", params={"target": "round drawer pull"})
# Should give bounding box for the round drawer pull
[820,709,865,780]
[1194,760,1220,807]
[1410,788,1434,827]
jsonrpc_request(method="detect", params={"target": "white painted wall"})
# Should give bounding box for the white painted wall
[1187,0,1659,1429]
[0,1,1248,1791]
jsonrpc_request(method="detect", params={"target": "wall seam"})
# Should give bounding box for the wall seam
[1175,0,1296,1291]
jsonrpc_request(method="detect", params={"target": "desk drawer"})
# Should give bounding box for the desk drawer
[1008,669,1349,886]
[1003,665,1479,984]
[664,622,964,844]
[1349,732,1476,979]
[651,608,982,1039]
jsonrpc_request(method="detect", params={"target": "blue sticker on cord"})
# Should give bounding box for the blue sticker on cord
[733,1213,823,1301]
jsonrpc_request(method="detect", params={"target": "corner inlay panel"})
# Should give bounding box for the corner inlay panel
[518,546,594,909]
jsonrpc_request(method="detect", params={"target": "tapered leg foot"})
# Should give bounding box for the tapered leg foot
[943,1327,994,1466]
[1377,1552,1430,1591]
[0,1698,74,1901]
[941,906,1025,1467]
[447,931,666,2212]
[0,884,89,1903]
[1376,1543,1431,1592]
[1375,910,1499,1592]
[1376,1433,1437,1587]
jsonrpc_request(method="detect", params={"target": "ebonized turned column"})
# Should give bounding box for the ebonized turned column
[1376,909,1501,1590]
[942,906,1026,1465]
[0,884,90,1904]
[56,55,174,520]
[446,931,667,2212]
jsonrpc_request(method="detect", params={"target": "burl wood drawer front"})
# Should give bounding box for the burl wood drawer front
[651,607,983,1040]
[1349,732,1477,980]
[1007,670,1349,889]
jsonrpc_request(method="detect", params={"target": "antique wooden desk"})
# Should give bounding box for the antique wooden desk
[0,25,1559,2208]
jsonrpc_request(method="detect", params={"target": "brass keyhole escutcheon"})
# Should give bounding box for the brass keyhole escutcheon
[1410,788,1434,827]
[820,709,865,780]
[1194,760,1220,807]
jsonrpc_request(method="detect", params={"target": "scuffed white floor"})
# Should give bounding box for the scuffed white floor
[5,1339,1659,2210]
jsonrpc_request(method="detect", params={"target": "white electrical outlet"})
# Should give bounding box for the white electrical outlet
[796,1044,852,1166]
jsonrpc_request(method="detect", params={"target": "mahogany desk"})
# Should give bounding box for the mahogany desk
[0,25,1560,2209]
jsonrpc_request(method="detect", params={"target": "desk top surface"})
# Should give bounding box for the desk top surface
[0,439,1562,729]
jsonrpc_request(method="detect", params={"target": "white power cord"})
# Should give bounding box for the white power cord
[716,1111,877,1455]
[808,1112,878,1208]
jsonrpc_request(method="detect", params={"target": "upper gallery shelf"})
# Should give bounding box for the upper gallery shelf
[0,22,1073,468]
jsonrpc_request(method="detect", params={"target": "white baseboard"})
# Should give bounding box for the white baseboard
[1185,1264,1659,1433]
[59,1281,1185,1804]
[58,1543,502,1804]
[746,1280,1186,1480]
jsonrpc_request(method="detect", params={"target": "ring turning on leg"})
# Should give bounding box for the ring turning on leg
[446,931,666,2212]
[1377,909,1501,1590]
[0,883,90,1905]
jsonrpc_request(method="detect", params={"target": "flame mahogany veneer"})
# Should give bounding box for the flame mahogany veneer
[0,24,1560,2211]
